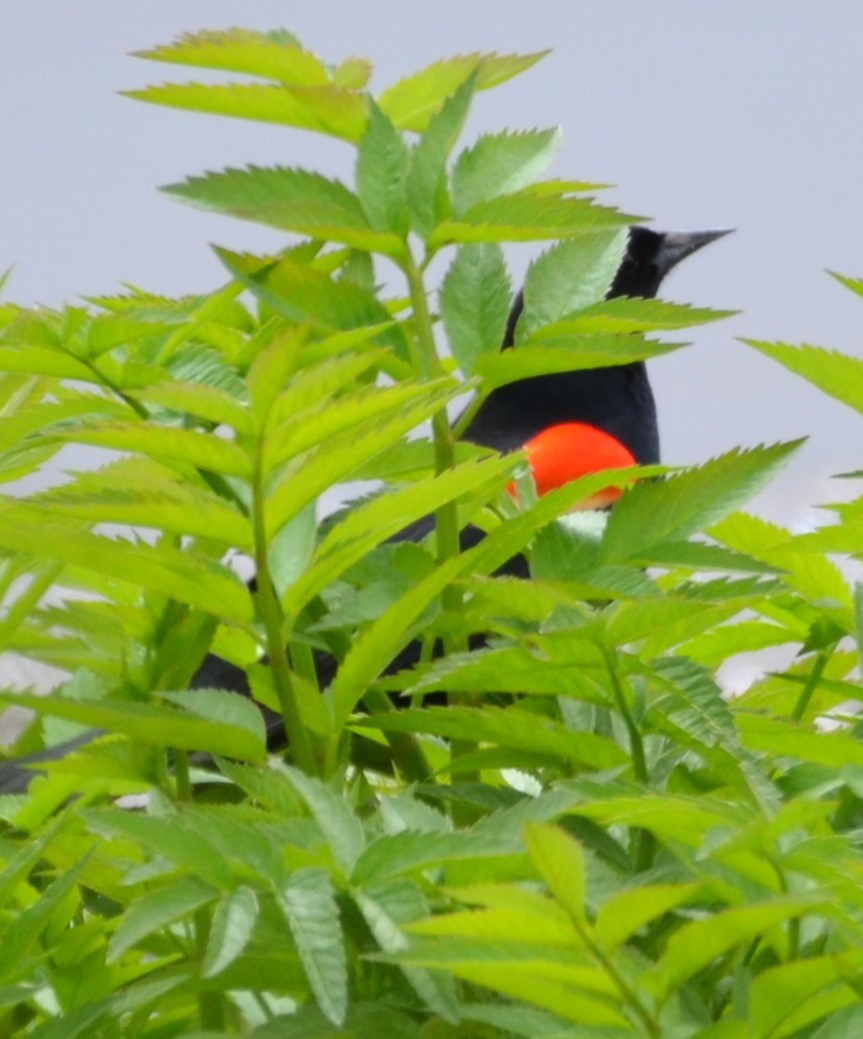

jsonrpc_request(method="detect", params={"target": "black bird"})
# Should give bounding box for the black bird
[0,226,729,794]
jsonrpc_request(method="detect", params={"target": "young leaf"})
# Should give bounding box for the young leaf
[440,243,511,375]
[0,502,253,623]
[406,73,476,239]
[165,166,403,255]
[524,822,586,922]
[278,867,348,1026]
[521,230,630,333]
[0,691,266,762]
[356,101,410,235]
[601,443,803,564]
[429,189,632,248]
[379,50,549,132]
[135,28,330,85]
[745,339,863,417]
[108,876,217,963]
[202,885,259,977]
[451,128,561,216]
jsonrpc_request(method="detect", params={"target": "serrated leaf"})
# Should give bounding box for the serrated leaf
[0,501,252,622]
[521,230,630,333]
[656,899,816,999]
[264,382,457,536]
[474,335,681,390]
[601,443,803,564]
[356,101,409,235]
[34,481,253,550]
[48,419,252,478]
[108,877,217,963]
[365,707,627,771]
[279,867,348,1026]
[749,954,863,1039]
[280,454,516,616]
[745,339,863,417]
[380,50,548,132]
[524,823,585,921]
[737,715,863,768]
[551,295,735,333]
[429,189,631,247]
[217,249,409,360]
[166,166,402,254]
[0,691,266,762]
[406,73,476,239]
[440,243,511,375]
[277,765,365,872]
[130,379,254,434]
[452,128,561,216]
[127,81,368,141]
[595,883,701,951]
[202,885,259,977]
[135,28,329,85]
[0,346,95,380]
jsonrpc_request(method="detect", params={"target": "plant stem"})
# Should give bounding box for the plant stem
[194,907,226,1030]
[790,649,831,722]
[252,457,318,776]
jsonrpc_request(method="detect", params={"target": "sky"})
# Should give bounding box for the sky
[2,4,863,520]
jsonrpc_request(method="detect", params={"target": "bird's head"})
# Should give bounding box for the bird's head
[609,226,733,300]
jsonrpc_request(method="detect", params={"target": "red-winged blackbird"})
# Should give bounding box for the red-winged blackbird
[0,226,729,793]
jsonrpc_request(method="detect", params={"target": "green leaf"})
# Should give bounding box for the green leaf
[737,715,863,768]
[280,454,516,616]
[524,823,586,921]
[108,876,217,963]
[440,243,511,375]
[365,707,627,771]
[277,765,365,873]
[474,335,681,390]
[278,867,348,1026]
[165,166,403,255]
[406,73,476,239]
[601,443,803,564]
[379,50,548,132]
[595,883,701,951]
[520,230,630,334]
[202,885,259,977]
[356,101,410,235]
[552,295,736,332]
[264,382,457,536]
[429,189,631,247]
[34,479,253,550]
[49,418,252,478]
[750,955,863,1039]
[130,379,254,434]
[0,502,253,623]
[452,128,561,216]
[745,338,863,417]
[217,249,408,360]
[656,898,818,999]
[0,691,266,762]
[134,28,330,85]
[127,82,369,142]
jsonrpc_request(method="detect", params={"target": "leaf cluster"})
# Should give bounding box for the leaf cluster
[0,25,861,1039]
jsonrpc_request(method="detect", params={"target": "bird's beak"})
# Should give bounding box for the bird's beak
[657,228,734,274]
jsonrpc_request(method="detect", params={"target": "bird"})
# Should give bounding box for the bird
[0,226,729,794]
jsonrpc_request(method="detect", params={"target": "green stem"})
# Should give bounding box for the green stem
[252,458,318,776]
[790,649,831,722]
[363,688,433,782]
[174,750,192,802]
[194,907,226,1030]
[403,254,475,792]
[568,911,660,1037]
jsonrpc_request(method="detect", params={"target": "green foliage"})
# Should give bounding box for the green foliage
[0,22,861,1039]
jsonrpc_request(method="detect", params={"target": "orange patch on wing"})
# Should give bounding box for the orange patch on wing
[512,422,637,509]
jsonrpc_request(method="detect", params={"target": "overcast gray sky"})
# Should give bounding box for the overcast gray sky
[3,2,863,527]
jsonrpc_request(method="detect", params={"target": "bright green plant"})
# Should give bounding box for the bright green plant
[0,26,862,1039]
